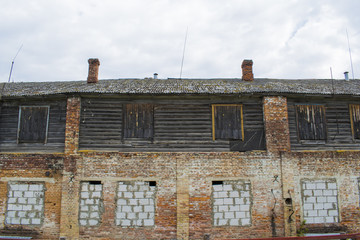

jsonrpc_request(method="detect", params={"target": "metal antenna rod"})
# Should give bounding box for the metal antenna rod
[179,27,188,79]
[330,67,333,79]
[8,44,23,83]
[346,29,355,80]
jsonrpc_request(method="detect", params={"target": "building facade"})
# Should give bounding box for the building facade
[0,59,359,239]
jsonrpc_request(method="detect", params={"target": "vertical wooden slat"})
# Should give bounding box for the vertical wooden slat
[124,104,153,139]
[349,104,360,139]
[296,105,326,140]
[18,106,49,143]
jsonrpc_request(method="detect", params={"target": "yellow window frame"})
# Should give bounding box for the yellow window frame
[212,104,244,141]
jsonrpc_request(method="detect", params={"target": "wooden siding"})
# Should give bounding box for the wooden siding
[212,104,243,140]
[0,99,67,153]
[349,104,360,139]
[124,104,154,139]
[288,98,360,150]
[79,97,265,152]
[296,105,326,141]
[18,106,49,143]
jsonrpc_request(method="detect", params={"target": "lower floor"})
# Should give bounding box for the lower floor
[0,151,359,239]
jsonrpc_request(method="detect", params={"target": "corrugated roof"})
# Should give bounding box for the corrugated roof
[1,78,360,97]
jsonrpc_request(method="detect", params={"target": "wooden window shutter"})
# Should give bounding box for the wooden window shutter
[18,106,49,143]
[296,105,326,140]
[124,104,153,138]
[349,104,360,139]
[212,104,243,140]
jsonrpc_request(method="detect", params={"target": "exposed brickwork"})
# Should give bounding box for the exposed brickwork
[0,166,62,239]
[263,96,291,153]
[241,59,254,81]
[1,95,360,240]
[87,58,100,84]
[60,96,81,239]
[64,96,81,155]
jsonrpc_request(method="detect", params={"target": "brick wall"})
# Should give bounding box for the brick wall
[0,165,62,239]
[263,96,291,153]
[1,95,360,240]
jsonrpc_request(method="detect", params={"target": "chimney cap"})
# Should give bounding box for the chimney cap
[241,59,253,67]
[88,58,100,65]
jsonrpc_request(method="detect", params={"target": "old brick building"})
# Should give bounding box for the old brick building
[0,59,359,239]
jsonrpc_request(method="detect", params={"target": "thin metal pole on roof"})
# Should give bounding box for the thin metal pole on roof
[8,44,23,83]
[346,28,355,80]
[330,67,333,80]
[179,27,188,79]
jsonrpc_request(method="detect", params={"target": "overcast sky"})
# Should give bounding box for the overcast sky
[1,0,359,82]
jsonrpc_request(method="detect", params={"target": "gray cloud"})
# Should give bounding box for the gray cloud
[1,0,359,82]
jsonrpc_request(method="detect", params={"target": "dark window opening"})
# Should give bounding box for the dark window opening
[212,181,223,185]
[89,181,102,185]
[148,181,156,187]
[212,104,243,140]
[124,104,154,139]
[18,106,49,144]
[350,104,360,139]
[296,105,326,141]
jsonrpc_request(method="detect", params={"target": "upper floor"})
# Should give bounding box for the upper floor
[0,59,359,153]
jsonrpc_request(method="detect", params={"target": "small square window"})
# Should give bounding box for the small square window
[349,104,360,139]
[212,104,243,141]
[18,106,49,144]
[296,105,326,141]
[124,104,153,139]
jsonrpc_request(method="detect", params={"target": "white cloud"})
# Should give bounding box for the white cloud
[0,0,359,82]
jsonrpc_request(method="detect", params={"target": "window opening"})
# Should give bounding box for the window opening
[296,105,326,141]
[349,104,360,139]
[124,104,154,139]
[212,104,243,141]
[17,106,50,144]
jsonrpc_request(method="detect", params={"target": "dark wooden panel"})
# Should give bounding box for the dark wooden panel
[350,104,360,139]
[0,100,66,153]
[214,105,242,140]
[296,105,326,140]
[124,104,153,139]
[288,98,360,150]
[79,97,265,152]
[18,106,49,143]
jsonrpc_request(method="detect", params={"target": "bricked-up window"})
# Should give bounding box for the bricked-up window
[349,104,360,139]
[301,179,339,224]
[212,104,243,141]
[115,181,156,227]
[296,105,326,141]
[124,104,153,139]
[6,182,45,225]
[79,181,103,226]
[212,180,252,226]
[18,106,49,143]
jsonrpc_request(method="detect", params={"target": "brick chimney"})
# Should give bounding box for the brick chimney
[87,58,100,84]
[242,59,253,81]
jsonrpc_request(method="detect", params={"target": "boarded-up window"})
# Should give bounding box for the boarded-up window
[18,106,49,143]
[124,104,153,138]
[349,104,360,139]
[296,105,326,140]
[212,104,243,140]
